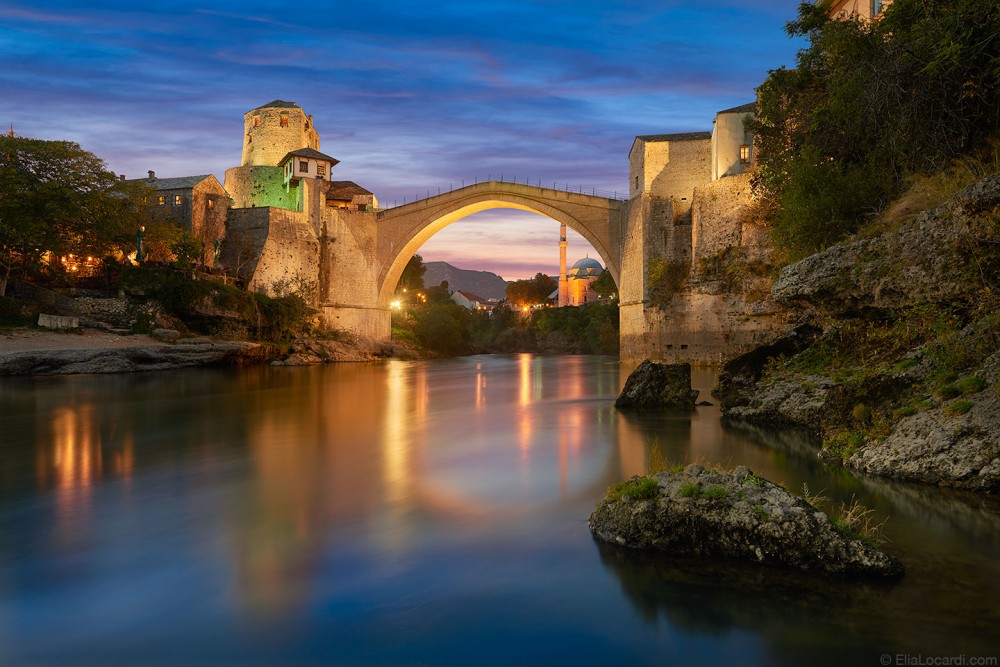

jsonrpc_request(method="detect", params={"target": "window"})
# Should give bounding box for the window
[299,160,308,173]
[207,199,214,209]
[634,175,639,189]
[317,164,326,177]
[280,114,288,127]
[174,195,183,205]
[157,195,165,206]
[871,0,882,15]
[305,120,310,130]
[253,115,260,127]
[739,145,751,163]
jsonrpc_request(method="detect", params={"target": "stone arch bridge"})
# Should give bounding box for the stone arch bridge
[231,177,777,364]
[373,181,625,309]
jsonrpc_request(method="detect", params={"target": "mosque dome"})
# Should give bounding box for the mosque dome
[568,256,603,278]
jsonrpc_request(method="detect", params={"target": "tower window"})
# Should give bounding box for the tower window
[739,145,751,163]
[253,115,260,127]
[280,114,288,127]
[174,195,183,205]
[208,199,214,209]
[635,175,639,189]
[317,164,326,176]
[299,160,309,173]
[157,195,165,206]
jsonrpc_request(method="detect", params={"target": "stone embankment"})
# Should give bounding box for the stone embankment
[715,174,1000,492]
[589,465,903,577]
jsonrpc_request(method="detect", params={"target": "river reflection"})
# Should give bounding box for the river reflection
[0,356,998,666]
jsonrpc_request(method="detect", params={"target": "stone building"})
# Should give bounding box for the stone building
[564,257,603,306]
[620,100,790,364]
[127,171,229,265]
[711,103,755,181]
[628,132,711,217]
[218,100,382,334]
[325,181,377,211]
[826,0,891,21]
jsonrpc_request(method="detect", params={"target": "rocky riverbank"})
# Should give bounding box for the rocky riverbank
[589,465,903,577]
[0,327,416,376]
[715,174,1000,492]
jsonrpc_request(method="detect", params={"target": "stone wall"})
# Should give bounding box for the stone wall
[620,176,786,366]
[224,165,299,210]
[691,173,756,269]
[640,288,785,364]
[192,178,230,266]
[320,207,385,337]
[630,136,712,219]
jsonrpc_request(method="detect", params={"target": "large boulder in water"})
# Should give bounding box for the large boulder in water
[615,360,698,410]
[589,466,904,577]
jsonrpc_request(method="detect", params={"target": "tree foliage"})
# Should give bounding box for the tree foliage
[591,268,618,300]
[506,272,557,306]
[0,136,154,294]
[751,0,1000,260]
[411,302,473,355]
[398,253,426,292]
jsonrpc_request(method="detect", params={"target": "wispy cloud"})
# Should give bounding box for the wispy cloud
[0,0,805,274]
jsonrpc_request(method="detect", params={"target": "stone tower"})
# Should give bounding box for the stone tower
[240,100,320,167]
[558,223,569,307]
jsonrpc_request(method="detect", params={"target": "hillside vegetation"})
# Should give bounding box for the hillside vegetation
[718,0,1000,491]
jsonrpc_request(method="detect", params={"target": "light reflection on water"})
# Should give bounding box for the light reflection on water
[0,356,997,666]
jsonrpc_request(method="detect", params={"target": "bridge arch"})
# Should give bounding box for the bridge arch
[375,182,623,308]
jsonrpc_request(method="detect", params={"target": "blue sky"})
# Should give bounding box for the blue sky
[0,0,805,279]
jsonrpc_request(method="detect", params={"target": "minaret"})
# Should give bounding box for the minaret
[558,223,568,307]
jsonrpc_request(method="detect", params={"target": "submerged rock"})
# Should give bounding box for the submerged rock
[589,467,903,577]
[615,360,698,410]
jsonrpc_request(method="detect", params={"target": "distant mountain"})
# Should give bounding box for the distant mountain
[423,261,508,300]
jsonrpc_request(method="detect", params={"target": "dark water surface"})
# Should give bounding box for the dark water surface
[1,355,998,666]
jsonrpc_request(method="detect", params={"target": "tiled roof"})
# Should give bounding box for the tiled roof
[280,147,340,166]
[326,180,373,200]
[636,131,711,143]
[250,100,301,111]
[126,174,214,190]
[717,102,756,114]
[456,290,488,303]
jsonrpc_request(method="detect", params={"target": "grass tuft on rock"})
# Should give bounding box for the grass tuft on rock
[605,476,660,502]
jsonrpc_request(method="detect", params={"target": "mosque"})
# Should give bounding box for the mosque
[553,222,605,307]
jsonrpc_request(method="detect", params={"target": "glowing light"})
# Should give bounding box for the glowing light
[390,300,402,310]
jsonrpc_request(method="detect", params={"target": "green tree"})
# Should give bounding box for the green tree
[591,268,618,300]
[398,253,426,292]
[412,302,472,355]
[506,272,557,307]
[425,280,453,304]
[0,136,145,294]
[751,0,1000,260]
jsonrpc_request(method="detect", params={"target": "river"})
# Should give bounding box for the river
[0,355,997,666]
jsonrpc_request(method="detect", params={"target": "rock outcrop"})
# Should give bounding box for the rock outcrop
[273,335,400,365]
[589,466,903,577]
[718,174,1000,492]
[615,360,698,410]
[772,174,1000,314]
[0,341,274,375]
